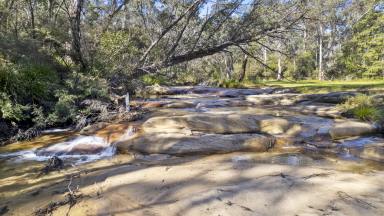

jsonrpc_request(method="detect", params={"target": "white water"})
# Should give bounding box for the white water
[41,128,72,134]
[37,136,109,155]
[0,127,136,164]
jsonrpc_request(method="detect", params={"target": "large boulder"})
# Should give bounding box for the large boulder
[329,121,378,139]
[141,114,295,135]
[308,92,356,104]
[116,133,275,155]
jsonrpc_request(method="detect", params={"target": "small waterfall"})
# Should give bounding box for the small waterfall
[0,126,136,164]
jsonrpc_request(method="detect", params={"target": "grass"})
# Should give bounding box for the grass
[338,94,384,122]
[244,79,384,93]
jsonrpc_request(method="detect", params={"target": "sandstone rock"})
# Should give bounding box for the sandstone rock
[329,121,378,139]
[141,101,167,108]
[361,144,384,162]
[143,84,172,95]
[80,122,108,134]
[216,88,271,97]
[306,92,356,104]
[164,101,196,108]
[246,94,305,105]
[116,133,275,155]
[142,114,294,135]
[260,118,291,134]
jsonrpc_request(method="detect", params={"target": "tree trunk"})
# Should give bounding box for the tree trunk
[238,54,248,82]
[224,53,234,80]
[28,0,36,38]
[303,24,307,51]
[318,23,324,80]
[1,0,15,33]
[263,47,267,74]
[70,0,87,71]
[14,4,18,38]
[125,93,130,112]
[48,0,54,24]
[277,54,282,80]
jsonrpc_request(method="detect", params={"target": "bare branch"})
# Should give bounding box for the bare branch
[139,0,204,65]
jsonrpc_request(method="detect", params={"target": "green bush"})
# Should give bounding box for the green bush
[339,94,383,122]
[50,91,77,123]
[64,72,109,99]
[219,79,245,88]
[0,92,28,122]
[0,61,59,104]
[141,74,168,85]
[352,106,380,121]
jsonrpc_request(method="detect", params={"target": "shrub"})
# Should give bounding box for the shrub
[339,94,383,122]
[219,79,245,88]
[0,93,28,122]
[352,106,380,121]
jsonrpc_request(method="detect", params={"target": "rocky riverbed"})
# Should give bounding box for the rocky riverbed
[0,86,383,216]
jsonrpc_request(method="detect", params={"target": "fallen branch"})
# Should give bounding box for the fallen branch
[34,175,82,216]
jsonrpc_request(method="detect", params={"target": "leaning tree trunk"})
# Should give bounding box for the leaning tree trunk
[238,54,248,82]
[69,0,87,71]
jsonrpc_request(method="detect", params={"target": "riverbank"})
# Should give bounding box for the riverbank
[1,85,384,215]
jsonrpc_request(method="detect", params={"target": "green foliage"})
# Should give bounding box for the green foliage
[97,29,148,74]
[64,72,109,100]
[339,94,383,122]
[352,106,380,121]
[0,39,60,105]
[340,94,375,109]
[141,74,168,85]
[31,106,46,128]
[0,93,28,122]
[47,90,78,124]
[289,51,317,80]
[338,11,384,78]
[219,79,245,88]
[260,80,384,94]
[46,72,110,125]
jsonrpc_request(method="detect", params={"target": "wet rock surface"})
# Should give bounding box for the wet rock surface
[117,86,382,161]
[1,85,384,216]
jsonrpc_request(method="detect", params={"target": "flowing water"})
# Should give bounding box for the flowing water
[1,89,384,215]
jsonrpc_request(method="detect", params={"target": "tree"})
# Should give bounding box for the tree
[339,9,384,78]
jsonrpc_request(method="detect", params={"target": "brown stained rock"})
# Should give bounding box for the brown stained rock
[141,101,166,108]
[80,122,109,135]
